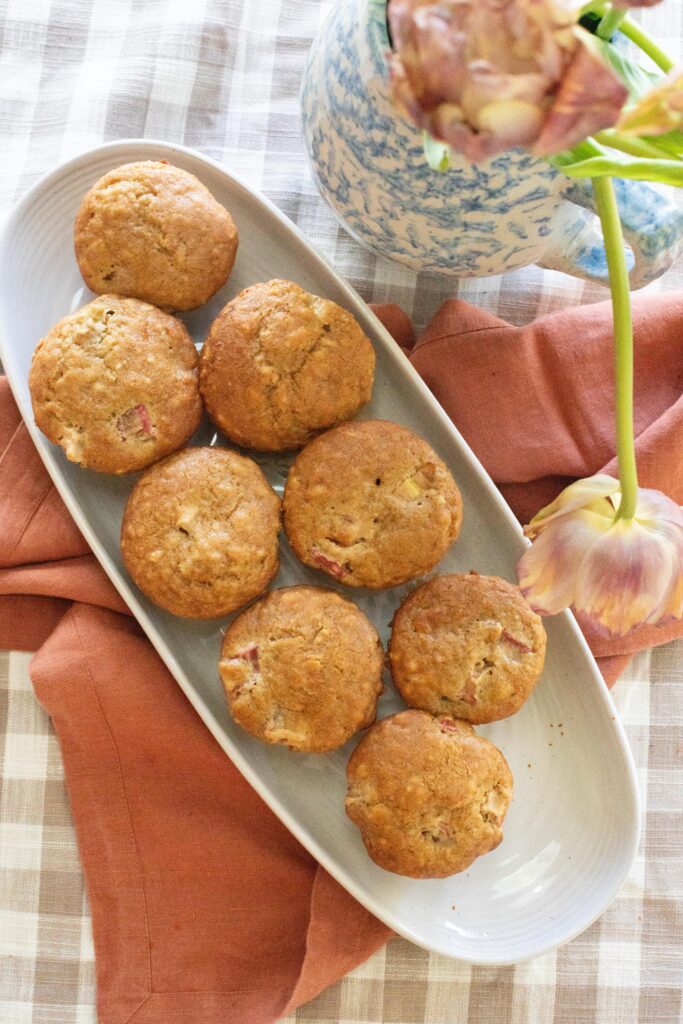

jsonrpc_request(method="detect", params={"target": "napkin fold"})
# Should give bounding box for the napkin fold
[1,289,682,1022]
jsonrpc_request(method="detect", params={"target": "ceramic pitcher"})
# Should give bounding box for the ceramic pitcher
[301,0,683,286]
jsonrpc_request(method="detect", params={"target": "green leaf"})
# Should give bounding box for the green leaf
[557,153,683,186]
[595,37,662,103]
[549,139,605,171]
[595,129,677,160]
[642,129,683,156]
[422,132,451,172]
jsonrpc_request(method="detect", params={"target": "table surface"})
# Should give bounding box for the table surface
[0,2,681,1022]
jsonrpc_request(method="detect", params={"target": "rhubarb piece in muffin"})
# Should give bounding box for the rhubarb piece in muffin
[199,279,376,451]
[29,294,202,474]
[74,161,238,310]
[345,710,513,878]
[283,420,462,588]
[219,585,383,751]
[120,447,280,618]
[389,573,546,724]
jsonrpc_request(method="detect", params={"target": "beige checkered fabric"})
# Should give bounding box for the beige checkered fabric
[2,645,681,1024]
[0,1,681,1021]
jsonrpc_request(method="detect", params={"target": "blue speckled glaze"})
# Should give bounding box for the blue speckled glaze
[300,0,683,285]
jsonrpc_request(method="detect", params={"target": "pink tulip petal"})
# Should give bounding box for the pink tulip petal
[634,496,683,625]
[533,36,628,156]
[388,57,430,128]
[388,0,469,113]
[524,474,619,538]
[574,518,683,636]
[517,507,611,614]
[649,550,683,625]
[634,487,683,528]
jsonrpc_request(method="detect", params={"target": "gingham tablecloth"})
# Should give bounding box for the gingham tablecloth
[0,2,681,1022]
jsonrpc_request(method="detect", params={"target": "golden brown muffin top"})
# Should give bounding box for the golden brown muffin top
[389,573,547,724]
[220,585,384,752]
[283,419,462,588]
[120,446,281,619]
[74,160,238,311]
[346,710,513,878]
[29,294,202,474]
[199,279,375,452]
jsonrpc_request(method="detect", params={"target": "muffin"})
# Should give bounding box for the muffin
[29,294,203,474]
[389,573,546,724]
[346,710,513,878]
[283,420,462,588]
[219,585,383,752]
[74,161,238,310]
[199,279,376,451]
[120,447,281,618]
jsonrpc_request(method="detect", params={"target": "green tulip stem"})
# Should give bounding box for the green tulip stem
[621,17,675,74]
[578,4,673,73]
[580,0,608,16]
[597,8,626,40]
[592,177,639,520]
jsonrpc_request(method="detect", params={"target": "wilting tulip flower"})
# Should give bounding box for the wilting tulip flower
[387,0,628,162]
[517,474,683,637]
[617,69,683,136]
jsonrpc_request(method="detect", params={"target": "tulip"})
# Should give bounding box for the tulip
[517,164,683,640]
[517,475,683,636]
[387,0,628,162]
[385,0,683,641]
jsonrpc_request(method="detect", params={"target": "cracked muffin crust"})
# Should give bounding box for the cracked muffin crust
[29,294,203,474]
[389,573,547,724]
[198,279,376,451]
[283,420,462,588]
[74,161,238,310]
[120,447,281,618]
[219,585,384,752]
[345,710,513,878]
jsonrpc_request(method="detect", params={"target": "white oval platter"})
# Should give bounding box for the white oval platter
[0,139,640,965]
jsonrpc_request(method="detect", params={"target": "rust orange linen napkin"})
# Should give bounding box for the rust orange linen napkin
[1,290,682,1022]
[373,293,683,684]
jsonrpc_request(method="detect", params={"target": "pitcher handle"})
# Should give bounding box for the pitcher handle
[537,177,683,289]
